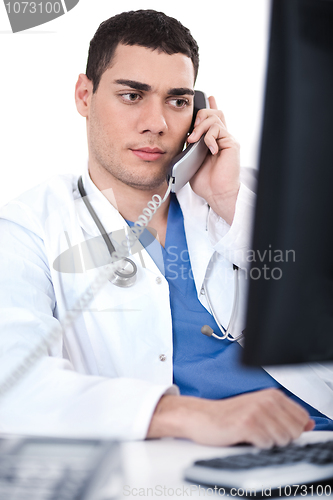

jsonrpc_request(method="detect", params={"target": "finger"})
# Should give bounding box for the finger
[204,123,225,155]
[204,124,237,155]
[237,390,311,448]
[278,393,313,431]
[240,408,292,448]
[209,96,227,127]
[208,95,218,110]
[247,430,275,449]
[193,108,226,129]
[262,412,300,447]
[259,394,311,445]
[232,415,275,449]
[234,409,279,449]
[242,410,295,449]
[188,114,227,144]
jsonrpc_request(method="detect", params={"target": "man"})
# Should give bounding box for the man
[0,10,332,448]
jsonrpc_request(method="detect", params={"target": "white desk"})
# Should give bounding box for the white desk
[112,431,333,499]
[1,430,333,499]
[121,438,249,498]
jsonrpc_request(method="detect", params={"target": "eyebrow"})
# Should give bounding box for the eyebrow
[167,87,195,96]
[114,79,151,92]
[114,79,194,96]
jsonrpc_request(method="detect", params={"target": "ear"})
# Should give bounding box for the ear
[75,74,93,117]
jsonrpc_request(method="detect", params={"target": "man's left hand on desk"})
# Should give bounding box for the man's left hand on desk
[147,389,314,449]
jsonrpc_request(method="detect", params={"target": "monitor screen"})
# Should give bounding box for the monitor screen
[242,0,333,366]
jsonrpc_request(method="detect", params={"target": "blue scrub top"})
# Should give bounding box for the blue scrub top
[127,194,333,430]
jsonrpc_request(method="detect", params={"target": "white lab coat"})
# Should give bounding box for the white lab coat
[1,168,333,439]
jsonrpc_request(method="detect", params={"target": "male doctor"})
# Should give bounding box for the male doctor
[1,9,333,449]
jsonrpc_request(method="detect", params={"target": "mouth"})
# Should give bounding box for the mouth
[130,147,166,162]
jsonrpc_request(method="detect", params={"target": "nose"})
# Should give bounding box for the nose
[138,98,168,136]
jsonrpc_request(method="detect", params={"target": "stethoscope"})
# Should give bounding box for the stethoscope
[78,176,137,287]
[77,176,244,342]
[201,263,244,342]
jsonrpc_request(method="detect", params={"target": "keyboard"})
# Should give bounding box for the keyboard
[0,436,121,500]
[184,440,333,495]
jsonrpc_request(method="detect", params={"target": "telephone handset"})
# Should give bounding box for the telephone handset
[167,90,210,193]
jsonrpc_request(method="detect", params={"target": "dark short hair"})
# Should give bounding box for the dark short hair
[86,10,199,93]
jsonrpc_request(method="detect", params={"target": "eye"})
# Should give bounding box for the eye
[168,98,190,109]
[120,93,141,103]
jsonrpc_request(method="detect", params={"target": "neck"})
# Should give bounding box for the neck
[88,164,171,246]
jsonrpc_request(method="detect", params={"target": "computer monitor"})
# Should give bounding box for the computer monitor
[242,0,333,366]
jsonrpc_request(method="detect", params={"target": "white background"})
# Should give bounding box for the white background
[0,0,271,207]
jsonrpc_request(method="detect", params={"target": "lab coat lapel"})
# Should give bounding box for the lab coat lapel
[177,184,215,297]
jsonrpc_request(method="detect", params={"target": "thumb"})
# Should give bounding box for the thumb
[304,419,315,432]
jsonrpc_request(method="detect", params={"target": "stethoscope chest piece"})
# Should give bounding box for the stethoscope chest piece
[108,257,137,288]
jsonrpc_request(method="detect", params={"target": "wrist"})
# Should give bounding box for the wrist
[146,394,202,440]
[207,183,240,226]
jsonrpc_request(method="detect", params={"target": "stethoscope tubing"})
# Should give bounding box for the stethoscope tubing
[203,264,243,342]
[77,176,137,284]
